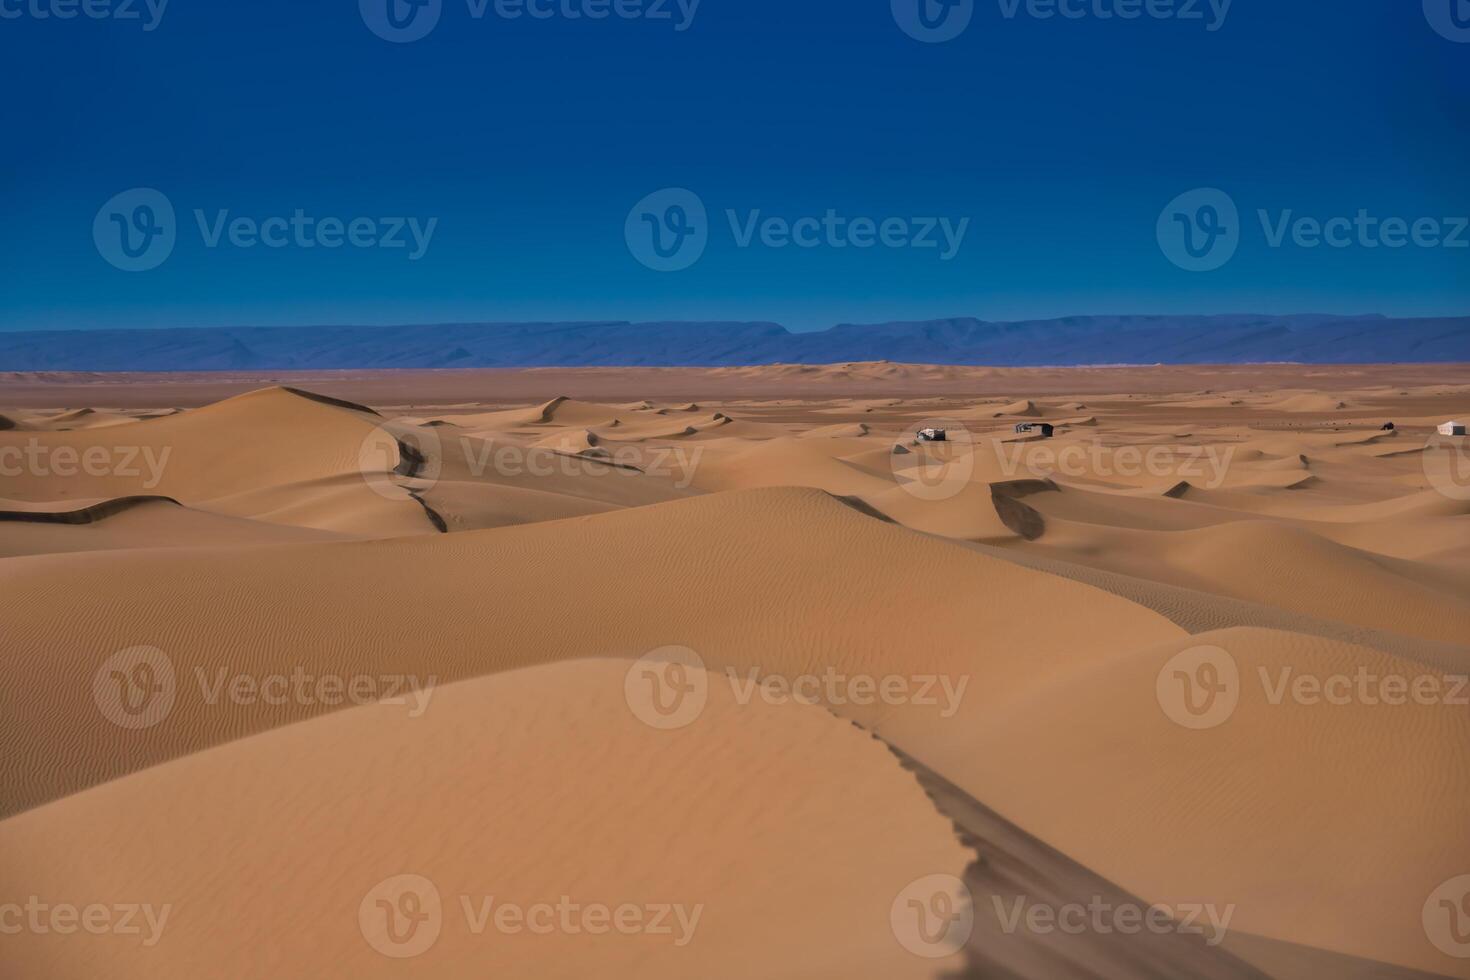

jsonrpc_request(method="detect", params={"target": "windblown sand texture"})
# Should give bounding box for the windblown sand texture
[2,363,1468,979]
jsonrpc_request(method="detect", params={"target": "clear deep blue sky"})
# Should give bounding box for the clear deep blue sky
[2,0,1467,333]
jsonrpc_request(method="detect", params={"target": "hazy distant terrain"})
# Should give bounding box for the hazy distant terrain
[3,314,1467,370]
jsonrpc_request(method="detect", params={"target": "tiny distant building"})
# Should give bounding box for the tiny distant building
[1440,421,1467,437]
[1015,422,1056,438]
[917,427,947,442]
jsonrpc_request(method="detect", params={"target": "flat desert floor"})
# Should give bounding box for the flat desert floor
[2,362,1468,979]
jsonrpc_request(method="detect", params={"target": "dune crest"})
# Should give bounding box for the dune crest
[4,368,1468,980]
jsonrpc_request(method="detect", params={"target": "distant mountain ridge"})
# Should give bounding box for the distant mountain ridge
[1,315,1466,370]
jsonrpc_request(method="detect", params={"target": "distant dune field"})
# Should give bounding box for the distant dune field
[2,364,1467,979]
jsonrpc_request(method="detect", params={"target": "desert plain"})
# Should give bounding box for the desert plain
[1,362,1468,979]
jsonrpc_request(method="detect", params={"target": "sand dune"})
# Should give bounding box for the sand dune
[964,627,1470,976]
[0,660,972,979]
[0,386,384,502]
[861,479,1031,542]
[1026,516,1470,644]
[799,421,871,438]
[688,438,901,495]
[1270,393,1352,413]
[524,395,626,426]
[3,367,1467,980]
[0,485,1183,816]
[0,496,346,557]
[1175,396,1247,408]
[997,398,1043,417]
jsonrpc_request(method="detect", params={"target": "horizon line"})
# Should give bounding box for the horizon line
[6,310,1470,336]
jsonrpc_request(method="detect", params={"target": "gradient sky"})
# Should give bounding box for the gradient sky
[2,0,1467,333]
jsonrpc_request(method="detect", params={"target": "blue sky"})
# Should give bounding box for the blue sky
[1,0,1467,333]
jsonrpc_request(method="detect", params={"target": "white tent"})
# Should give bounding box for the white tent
[1439,421,1467,436]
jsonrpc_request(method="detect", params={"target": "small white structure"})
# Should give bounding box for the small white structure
[916,428,947,443]
[1439,421,1467,436]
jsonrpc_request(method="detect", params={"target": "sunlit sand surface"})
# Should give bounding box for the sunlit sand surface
[2,363,1467,979]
